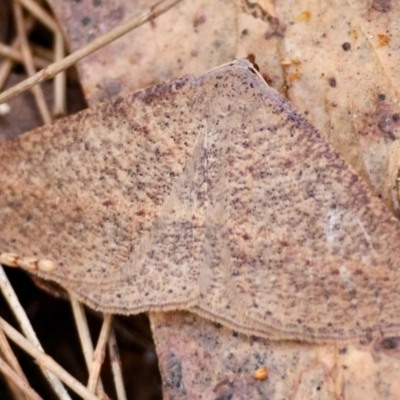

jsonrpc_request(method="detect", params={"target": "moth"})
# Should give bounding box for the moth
[1,59,399,343]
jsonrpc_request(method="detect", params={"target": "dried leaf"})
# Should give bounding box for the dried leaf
[46,0,238,104]
[271,0,400,213]
[1,59,400,344]
[153,311,400,399]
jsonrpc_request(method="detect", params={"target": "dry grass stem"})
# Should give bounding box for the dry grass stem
[53,30,66,117]
[0,43,49,69]
[17,0,59,32]
[0,266,72,400]
[69,295,95,367]
[2,377,27,400]
[0,331,26,400]
[0,39,21,91]
[0,355,42,400]
[0,327,28,400]
[0,326,28,382]
[87,314,113,394]
[0,16,34,91]
[0,316,101,400]
[108,328,127,400]
[13,1,51,124]
[69,293,105,393]
[0,0,183,105]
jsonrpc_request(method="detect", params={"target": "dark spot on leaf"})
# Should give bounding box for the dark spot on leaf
[328,77,337,88]
[81,16,91,26]
[342,42,351,51]
[387,131,396,141]
[354,269,363,275]
[331,269,340,275]
[381,337,399,349]
[372,0,391,12]
[193,14,206,28]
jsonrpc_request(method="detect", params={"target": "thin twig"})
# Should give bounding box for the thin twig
[0,43,49,69]
[87,314,113,393]
[0,326,28,382]
[108,328,127,400]
[0,266,72,400]
[53,29,66,117]
[69,295,94,367]
[0,326,28,400]
[0,39,21,91]
[0,316,101,400]
[0,354,26,400]
[17,0,59,32]
[2,374,27,400]
[69,294,104,393]
[0,16,35,91]
[0,53,14,92]
[0,355,42,400]
[0,0,183,104]
[13,1,52,124]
